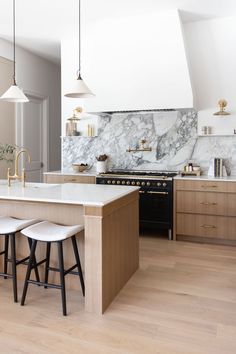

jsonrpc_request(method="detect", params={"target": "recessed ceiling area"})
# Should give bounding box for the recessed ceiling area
[0,0,236,64]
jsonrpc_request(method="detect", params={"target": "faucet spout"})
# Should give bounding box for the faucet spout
[8,149,32,187]
[15,149,31,177]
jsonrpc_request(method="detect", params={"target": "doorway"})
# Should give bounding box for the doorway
[16,93,49,182]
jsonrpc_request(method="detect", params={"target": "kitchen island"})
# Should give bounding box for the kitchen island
[0,181,139,315]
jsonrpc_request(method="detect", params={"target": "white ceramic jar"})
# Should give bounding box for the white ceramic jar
[96,161,107,174]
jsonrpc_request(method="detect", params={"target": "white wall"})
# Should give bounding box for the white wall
[184,16,236,113]
[0,38,61,171]
[61,10,193,133]
[0,57,15,178]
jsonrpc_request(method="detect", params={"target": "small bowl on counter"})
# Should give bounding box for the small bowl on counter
[72,163,88,173]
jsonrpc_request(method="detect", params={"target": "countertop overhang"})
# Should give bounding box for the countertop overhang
[0,181,139,207]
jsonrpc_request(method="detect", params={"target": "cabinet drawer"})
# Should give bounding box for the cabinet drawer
[177,213,236,240]
[177,191,236,216]
[44,175,96,184]
[175,180,236,193]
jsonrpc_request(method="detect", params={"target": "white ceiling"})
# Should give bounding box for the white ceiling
[0,0,236,64]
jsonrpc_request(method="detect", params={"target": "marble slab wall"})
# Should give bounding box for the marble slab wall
[62,109,236,174]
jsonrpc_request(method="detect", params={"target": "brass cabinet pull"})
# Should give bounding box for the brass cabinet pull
[201,185,218,188]
[65,178,77,182]
[147,191,169,195]
[139,191,168,195]
[200,202,218,206]
[200,224,217,229]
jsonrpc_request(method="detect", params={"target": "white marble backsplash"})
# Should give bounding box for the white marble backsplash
[62,109,236,175]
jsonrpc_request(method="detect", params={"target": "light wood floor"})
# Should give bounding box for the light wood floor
[1,235,236,354]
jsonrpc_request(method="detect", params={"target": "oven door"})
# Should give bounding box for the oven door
[139,188,172,228]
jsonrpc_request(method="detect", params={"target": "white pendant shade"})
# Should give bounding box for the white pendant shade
[65,77,95,98]
[0,84,29,103]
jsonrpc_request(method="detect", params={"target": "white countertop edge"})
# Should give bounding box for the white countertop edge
[0,182,139,207]
[44,170,97,177]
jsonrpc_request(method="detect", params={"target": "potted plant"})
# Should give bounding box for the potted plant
[0,143,16,163]
[0,143,16,178]
[96,154,108,173]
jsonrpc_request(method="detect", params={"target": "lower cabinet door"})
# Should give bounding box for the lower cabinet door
[177,213,236,240]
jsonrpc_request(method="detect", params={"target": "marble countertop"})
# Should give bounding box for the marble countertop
[174,175,236,182]
[44,170,236,182]
[44,170,97,177]
[0,181,138,207]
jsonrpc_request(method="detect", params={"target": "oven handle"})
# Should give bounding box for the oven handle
[139,191,169,195]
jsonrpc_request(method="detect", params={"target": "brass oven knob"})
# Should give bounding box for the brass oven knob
[117,180,121,185]
[122,181,126,185]
[157,182,161,186]
[141,182,145,186]
[126,181,130,185]
[147,182,151,186]
[136,181,140,186]
[112,180,116,184]
[107,180,111,184]
[163,182,167,187]
[131,181,136,185]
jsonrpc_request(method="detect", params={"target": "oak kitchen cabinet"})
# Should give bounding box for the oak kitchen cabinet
[174,178,236,245]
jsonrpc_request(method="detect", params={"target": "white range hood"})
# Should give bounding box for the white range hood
[62,10,193,116]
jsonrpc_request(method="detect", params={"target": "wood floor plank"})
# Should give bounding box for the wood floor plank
[0,236,236,353]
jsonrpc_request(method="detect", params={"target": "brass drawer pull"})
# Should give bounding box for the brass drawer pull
[200,202,218,206]
[64,178,77,182]
[147,191,169,195]
[139,191,168,195]
[200,224,217,229]
[201,185,218,188]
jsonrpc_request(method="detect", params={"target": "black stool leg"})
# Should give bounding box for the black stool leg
[27,238,40,283]
[44,242,51,288]
[10,233,17,302]
[57,241,67,316]
[71,235,85,296]
[3,235,9,279]
[21,239,37,306]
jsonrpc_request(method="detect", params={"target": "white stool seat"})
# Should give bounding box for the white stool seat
[22,221,84,242]
[0,216,38,235]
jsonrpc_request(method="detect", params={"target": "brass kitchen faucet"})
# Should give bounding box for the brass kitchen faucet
[7,149,31,187]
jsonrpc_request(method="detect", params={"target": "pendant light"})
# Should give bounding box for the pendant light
[0,0,29,103]
[65,0,95,98]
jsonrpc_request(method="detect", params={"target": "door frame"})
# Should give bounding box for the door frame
[15,91,49,175]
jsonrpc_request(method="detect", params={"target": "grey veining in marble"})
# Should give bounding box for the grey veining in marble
[62,109,236,174]
[62,109,198,172]
[191,136,236,175]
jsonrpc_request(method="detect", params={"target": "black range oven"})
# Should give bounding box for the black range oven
[96,170,178,239]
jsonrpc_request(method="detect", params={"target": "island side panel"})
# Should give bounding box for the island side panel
[84,191,139,315]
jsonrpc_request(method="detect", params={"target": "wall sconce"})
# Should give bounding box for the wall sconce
[213,99,230,116]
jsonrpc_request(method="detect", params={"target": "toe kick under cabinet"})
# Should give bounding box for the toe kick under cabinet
[174,179,236,245]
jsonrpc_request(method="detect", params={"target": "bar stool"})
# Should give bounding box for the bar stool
[20,221,85,316]
[0,216,40,302]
